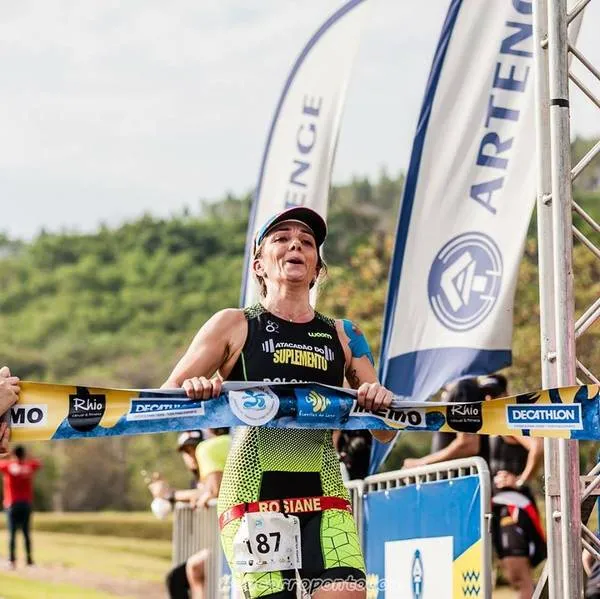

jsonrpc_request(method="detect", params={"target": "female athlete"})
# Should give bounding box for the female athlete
[164,207,395,598]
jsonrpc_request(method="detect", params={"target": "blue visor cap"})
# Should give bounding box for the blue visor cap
[253,207,327,255]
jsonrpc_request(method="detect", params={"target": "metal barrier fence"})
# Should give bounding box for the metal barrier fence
[172,458,492,598]
[172,500,227,599]
[361,457,492,599]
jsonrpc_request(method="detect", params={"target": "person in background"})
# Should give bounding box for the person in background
[0,366,20,456]
[150,430,203,598]
[481,374,545,599]
[333,430,372,481]
[402,378,489,469]
[583,547,600,599]
[150,428,231,599]
[0,445,41,568]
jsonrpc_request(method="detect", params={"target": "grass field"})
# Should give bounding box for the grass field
[1,529,171,581]
[0,511,171,540]
[0,511,545,598]
[0,572,128,599]
[0,512,171,598]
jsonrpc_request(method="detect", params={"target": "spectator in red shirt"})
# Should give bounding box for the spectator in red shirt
[0,445,41,567]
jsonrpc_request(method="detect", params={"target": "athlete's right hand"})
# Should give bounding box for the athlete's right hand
[182,376,222,400]
[0,366,20,417]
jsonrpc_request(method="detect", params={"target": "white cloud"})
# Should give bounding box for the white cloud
[0,0,598,238]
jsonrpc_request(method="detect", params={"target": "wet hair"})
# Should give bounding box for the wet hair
[445,378,484,404]
[14,445,26,459]
[479,373,508,399]
[253,237,327,298]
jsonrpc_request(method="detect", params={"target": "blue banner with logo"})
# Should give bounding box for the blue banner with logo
[8,380,600,442]
[372,0,544,473]
[363,476,486,597]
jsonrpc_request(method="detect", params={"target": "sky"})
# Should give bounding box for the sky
[1,0,599,239]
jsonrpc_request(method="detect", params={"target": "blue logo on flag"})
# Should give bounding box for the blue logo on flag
[428,232,502,331]
[506,404,582,429]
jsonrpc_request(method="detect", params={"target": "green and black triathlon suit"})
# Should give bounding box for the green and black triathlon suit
[219,304,365,598]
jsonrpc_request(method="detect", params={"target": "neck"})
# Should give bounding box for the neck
[263,287,313,323]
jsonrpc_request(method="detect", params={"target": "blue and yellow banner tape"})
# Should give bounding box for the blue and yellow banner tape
[8,381,600,442]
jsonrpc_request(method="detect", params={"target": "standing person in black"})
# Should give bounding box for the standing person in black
[402,378,489,469]
[480,374,545,599]
[334,431,372,481]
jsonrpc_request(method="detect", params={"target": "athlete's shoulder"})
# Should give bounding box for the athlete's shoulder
[212,308,246,323]
[202,308,247,336]
[336,319,374,365]
[335,318,366,339]
[208,308,245,325]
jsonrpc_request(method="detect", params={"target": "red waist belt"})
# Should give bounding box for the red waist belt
[219,495,352,529]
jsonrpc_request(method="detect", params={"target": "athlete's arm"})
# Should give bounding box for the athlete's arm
[403,433,479,469]
[336,319,395,443]
[583,549,595,576]
[514,435,543,485]
[174,488,201,503]
[196,471,223,509]
[163,309,246,399]
[148,478,200,504]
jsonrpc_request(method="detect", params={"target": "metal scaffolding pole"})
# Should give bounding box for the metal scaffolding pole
[546,0,582,595]
[534,0,600,595]
[533,0,563,596]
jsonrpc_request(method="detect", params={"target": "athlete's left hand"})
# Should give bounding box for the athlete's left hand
[357,382,393,413]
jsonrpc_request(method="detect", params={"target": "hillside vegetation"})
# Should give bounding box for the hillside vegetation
[1,139,598,508]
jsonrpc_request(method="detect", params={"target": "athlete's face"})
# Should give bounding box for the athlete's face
[254,221,319,288]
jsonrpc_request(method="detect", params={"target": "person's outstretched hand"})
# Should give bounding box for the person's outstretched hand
[147,472,173,500]
[0,366,19,416]
[182,376,222,400]
[356,382,393,412]
[0,367,19,457]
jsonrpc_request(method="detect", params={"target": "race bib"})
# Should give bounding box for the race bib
[232,512,302,573]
